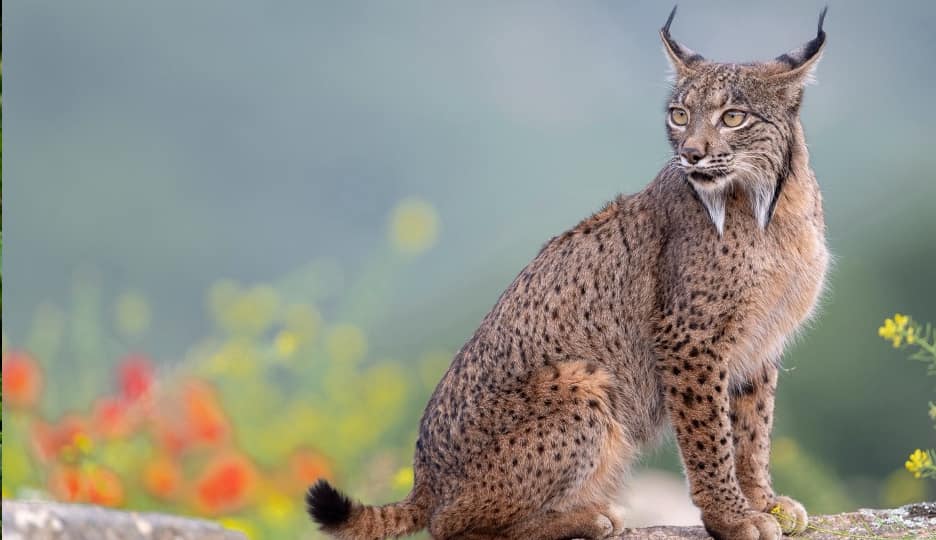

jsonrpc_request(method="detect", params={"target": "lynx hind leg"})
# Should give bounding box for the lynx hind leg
[444,506,617,540]
[531,360,633,522]
[506,505,621,540]
[429,361,631,540]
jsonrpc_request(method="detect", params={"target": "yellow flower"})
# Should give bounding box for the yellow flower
[218,517,257,539]
[60,433,95,463]
[261,492,296,524]
[878,318,897,340]
[115,290,151,338]
[210,281,280,337]
[274,330,299,358]
[905,449,932,479]
[392,466,414,490]
[768,504,797,534]
[894,313,909,329]
[389,198,440,255]
[73,433,94,455]
[879,314,913,348]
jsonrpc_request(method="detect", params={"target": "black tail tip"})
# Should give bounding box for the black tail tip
[305,479,353,527]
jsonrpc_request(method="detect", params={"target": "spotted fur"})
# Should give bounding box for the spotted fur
[307,7,829,540]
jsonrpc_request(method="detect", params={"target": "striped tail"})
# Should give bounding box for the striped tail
[305,479,428,539]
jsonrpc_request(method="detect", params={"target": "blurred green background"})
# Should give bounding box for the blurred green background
[3,1,936,538]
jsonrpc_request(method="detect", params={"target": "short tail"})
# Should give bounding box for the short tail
[305,479,428,539]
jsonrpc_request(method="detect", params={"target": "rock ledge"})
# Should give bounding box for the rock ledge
[3,500,935,539]
[2,500,246,540]
[616,502,936,539]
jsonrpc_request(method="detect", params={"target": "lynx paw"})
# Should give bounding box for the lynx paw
[704,511,782,540]
[768,495,809,535]
[603,504,626,536]
[592,514,614,538]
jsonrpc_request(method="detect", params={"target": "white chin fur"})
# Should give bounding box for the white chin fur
[688,176,731,236]
[688,171,776,235]
[750,182,774,230]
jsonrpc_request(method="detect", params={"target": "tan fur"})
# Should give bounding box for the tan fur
[307,8,829,540]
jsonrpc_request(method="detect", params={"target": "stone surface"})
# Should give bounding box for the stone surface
[3,500,935,539]
[615,502,936,539]
[1,500,246,540]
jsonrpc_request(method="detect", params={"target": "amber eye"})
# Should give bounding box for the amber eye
[670,108,689,126]
[722,110,747,128]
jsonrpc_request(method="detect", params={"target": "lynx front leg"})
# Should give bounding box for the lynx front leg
[731,366,808,535]
[659,345,781,540]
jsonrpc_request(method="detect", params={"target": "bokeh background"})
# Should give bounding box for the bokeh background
[3,1,936,538]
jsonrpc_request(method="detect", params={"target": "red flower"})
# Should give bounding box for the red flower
[118,354,154,402]
[85,467,125,507]
[285,449,334,493]
[150,416,191,457]
[49,466,124,507]
[3,350,43,408]
[183,380,229,445]
[49,466,85,502]
[91,396,140,439]
[146,379,229,456]
[142,455,182,500]
[195,453,255,514]
[31,415,87,463]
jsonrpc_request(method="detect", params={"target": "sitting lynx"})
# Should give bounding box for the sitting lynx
[307,7,829,540]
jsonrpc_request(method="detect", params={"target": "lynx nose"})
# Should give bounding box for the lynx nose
[680,146,705,165]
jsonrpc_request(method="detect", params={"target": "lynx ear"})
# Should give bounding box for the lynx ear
[660,6,705,79]
[768,7,827,87]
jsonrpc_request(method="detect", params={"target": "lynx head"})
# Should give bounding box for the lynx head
[660,6,826,234]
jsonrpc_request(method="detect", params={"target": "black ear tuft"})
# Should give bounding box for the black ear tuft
[800,6,829,60]
[660,5,705,70]
[817,6,828,38]
[774,7,828,71]
[306,479,353,528]
[662,5,678,38]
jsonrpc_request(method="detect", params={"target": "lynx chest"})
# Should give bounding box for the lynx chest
[726,202,829,382]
